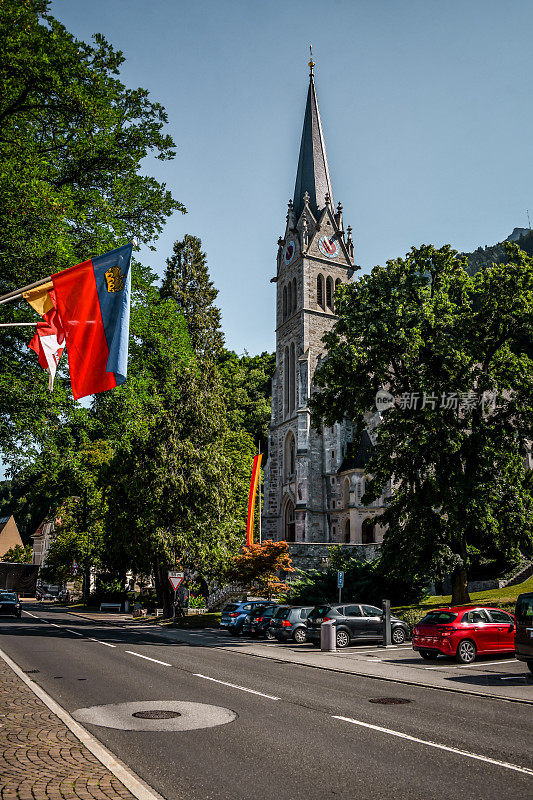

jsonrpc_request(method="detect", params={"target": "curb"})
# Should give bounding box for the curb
[0,646,171,800]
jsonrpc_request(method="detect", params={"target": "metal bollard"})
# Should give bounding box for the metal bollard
[381,598,392,647]
[321,619,336,652]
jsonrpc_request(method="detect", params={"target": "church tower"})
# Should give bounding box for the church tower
[262,55,357,545]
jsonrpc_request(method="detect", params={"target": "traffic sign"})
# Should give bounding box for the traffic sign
[337,570,344,588]
[168,571,184,591]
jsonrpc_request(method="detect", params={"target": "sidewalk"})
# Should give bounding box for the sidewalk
[0,655,142,800]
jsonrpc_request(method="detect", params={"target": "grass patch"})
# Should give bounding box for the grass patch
[393,575,533,627]
[161,612,221,629]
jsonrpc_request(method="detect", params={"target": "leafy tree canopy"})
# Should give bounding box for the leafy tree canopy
[1,543,32,563]
[0,0,184,459]
[312,243,533,604]
[228,540,294,597]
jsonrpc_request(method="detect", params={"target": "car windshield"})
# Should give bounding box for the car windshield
[272,606,290,619]
[0,593,17,601]
[420,611,458,624]
[309,606,330,617]
[515,595,533,624]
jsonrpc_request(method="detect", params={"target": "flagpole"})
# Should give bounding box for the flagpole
[0,276,52,306]
[258,442,262,545]
[0,322,37,327]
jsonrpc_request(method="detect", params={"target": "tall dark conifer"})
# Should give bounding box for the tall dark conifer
[161,235,224,359]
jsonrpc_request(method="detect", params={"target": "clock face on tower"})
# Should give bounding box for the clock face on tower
[318,235,339,258]
[283,240,295,265]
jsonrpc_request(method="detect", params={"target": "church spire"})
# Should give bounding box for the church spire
[293,48,334,220]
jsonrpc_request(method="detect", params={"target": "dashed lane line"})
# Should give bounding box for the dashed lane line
[194,673,281,700]
[333,715,533,776]
[89,638,117,648]
[125,651,172,667]
[66,629,84,636]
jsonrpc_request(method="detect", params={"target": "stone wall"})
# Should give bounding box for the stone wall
[287,542,381,572]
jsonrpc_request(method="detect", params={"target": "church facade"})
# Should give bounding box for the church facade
[262,59,388,558]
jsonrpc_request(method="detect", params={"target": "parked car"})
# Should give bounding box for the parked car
[246,604,279,638]
[514,592,533,674]
[270,605,314,643]
[412,606,516,663]
[220,600,268,635]
[306,603,410,648]
[0,591,22,618]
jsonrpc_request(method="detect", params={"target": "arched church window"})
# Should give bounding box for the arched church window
[326,276,333,310]
[317,274,324,308]
[292,278,297,311]
[283,286,287,320]
[344,519,351,543]
[284,431,296,480]
[287,282,292,316]
[289,343,296,412]
[284,347,289,416]
[284,500,295,542]
[343,478,350,508]
[362,517,375,544]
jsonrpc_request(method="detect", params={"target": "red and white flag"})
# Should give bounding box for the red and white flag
[28,290,65,390]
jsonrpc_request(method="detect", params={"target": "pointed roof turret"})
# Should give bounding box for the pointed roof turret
[293,49,334,220]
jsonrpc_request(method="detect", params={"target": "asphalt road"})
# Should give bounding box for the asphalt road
[0,605,532,800]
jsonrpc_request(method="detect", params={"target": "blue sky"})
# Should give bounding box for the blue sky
[51,0,533,356]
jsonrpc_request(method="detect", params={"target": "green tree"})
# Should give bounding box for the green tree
[312,244,533,605]
[219,350,276,453]
[161,235,224,358]
[0,0,183,462]
[1,543,32,563]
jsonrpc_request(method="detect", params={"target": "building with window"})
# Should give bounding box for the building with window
[262,58,388,566]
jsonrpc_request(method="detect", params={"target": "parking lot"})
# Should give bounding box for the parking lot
[171,625,533,703]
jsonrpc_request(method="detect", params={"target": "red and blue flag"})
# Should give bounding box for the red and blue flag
[52,244,133,400]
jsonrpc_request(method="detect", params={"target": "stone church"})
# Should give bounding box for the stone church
[262,58,388,569]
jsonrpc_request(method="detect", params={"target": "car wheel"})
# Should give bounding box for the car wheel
[419,649,436,660]
[336,629,350,649]
[293,628,307,644]
[392,627,407,645]
[455,639,477,664]
[265,629,276,641]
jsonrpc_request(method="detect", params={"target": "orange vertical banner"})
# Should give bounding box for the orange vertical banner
[246,454,262,546]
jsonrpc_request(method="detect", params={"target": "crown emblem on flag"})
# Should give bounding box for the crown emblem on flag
[105,264,124,293]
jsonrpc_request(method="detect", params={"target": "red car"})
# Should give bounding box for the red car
[412,606,516,664]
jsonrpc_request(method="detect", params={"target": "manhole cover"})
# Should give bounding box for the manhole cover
[73,700,236,731]
[369,697,412,705]
[132,710,181,719]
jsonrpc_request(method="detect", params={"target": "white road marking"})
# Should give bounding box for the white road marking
[194,673,280,700]
[125,651,171,667]
[333,715,533,776]
[65,629,84,636]
[50,623,62,628]
[500,675,527,681]
[425,659,518,670]
[22,611,40,619]
[89,638,116,648]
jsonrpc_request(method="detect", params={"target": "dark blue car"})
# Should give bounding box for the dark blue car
[220,600,267,635]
